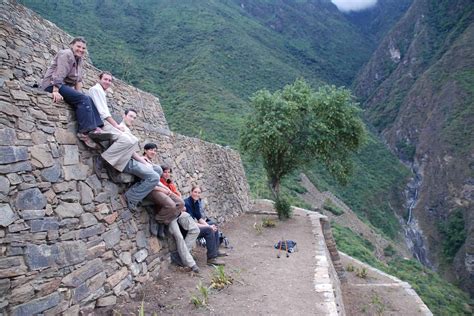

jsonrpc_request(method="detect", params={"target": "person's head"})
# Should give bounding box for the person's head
[191,185,201,201]
[69,37,87,58]
[161,164,172,181]
[123,108,137,127]
[98,72,113,91]
[143,143,157,160]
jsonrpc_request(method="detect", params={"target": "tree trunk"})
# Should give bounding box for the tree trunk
[269,177,280,201]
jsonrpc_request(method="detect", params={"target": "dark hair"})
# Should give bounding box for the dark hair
[191,185,201,193]
[70,37,87,45]
[124,108,137,115]
[144,143,157,151]
[161,164,172,173]
[99,71,112,79]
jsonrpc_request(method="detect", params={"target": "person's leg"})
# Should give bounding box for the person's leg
[101,133,139,172]
[168,218,196,268]
[55,85,102,133]
[122,160,160,208]
[177,212,199,251]
[199,226,218,260]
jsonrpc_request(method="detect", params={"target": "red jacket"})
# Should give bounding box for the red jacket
[160,178,181,197]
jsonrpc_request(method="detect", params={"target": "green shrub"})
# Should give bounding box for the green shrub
[383,244,396,257]
[323,199,344,216]
[275,196,292,220]
[438,209,466,262]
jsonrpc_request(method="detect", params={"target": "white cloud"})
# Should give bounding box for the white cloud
[331,0,378,12]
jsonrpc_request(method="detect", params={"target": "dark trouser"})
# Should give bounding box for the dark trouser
[45,85,103,133]
[198,226,220,259]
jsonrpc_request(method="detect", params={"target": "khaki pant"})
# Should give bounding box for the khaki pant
[101,121,139,172]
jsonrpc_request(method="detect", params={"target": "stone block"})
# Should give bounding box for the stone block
[0,100,22,117]
[25,241,86,270]
[136,230,147,249]
[106,267,128,288]
[85,174,102,194]
[62,258,103,287]
[119,252,132,265]
[10,89,30,101]
[0,278,10,296]
[30,144,54,168]
[148,237,161,254]
[0,146,28,164]
[96,295,116,307]
[0,161,32,174]
[78,224,105,239]
[61,145,79,165]
[58,191,80,203]
[31,130,48,145]
[113,275,132,296]
[134,249,148,263]
[0,175,9,194]
[29,107,47,120]
[29,218,59,233]
[0,127,16,146]
[0,256,27,279]
[96,203,111,215]
[86,242,106,260]
[15,187,47,210]
[102,225,121,249]
[11,292,61,316]
[71,282,89,304]
[54,202,83,218]
[59,218,80,229]
[63,164,88,181]
[54,129,76,144]
[20,209,45,220]
[103,212,118,224]
[94,192,109,203]
[40,163,61,183]
[80,213,98,228]
[36,278,61,296]
[10,283,34,304]
[78,181,93,204]
[8,221,29,233]
[0,203,16,227]
[130,263,140,276]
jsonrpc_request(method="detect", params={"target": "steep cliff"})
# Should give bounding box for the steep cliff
[0,1,250,314]
[354,0,474,295]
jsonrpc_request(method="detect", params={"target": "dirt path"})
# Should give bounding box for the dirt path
[113,210,322,315]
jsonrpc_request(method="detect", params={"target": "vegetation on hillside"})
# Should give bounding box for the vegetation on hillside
[332,223,472,315]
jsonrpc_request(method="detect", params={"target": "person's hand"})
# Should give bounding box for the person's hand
[117,125,126,132]
[52,91,63,103]
[210,224,217,232]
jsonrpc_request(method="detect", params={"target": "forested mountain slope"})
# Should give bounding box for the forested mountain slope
[354,0,474,295]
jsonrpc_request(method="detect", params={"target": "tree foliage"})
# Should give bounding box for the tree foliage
[240,79,366,200]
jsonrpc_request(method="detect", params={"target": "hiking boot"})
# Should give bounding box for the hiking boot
[170,252,184,267]
[191,264,200,273]
[207,257,225,266]
[77,133,99,149]
[94,155,104,178]
[88,130,113,141]
[217,251,228,257]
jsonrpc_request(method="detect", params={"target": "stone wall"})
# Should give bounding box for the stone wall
[0,1,251,314]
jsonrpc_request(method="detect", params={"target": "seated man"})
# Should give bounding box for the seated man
[184,186,227,266]
[112,109,160,211]
[143,143,200,272]
[87,72,138,177]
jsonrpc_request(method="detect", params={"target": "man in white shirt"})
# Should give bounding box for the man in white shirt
[88,72,139,173]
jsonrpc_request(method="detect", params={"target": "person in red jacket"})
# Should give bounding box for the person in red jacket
[160,165,181,197]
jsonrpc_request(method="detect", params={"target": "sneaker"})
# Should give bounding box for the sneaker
[217,251,228,257]
[191,264,200,273]
[207,257,225,266]
[77,133,99,149]
[119,194,137,212]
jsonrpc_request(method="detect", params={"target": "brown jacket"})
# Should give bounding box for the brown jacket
[40,48,83,90]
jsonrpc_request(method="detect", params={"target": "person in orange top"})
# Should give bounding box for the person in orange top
[160,165,181,197]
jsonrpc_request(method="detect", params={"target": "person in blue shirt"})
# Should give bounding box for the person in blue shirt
[184,185,227,266]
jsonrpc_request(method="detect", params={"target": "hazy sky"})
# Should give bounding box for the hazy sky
[331,0,378,12]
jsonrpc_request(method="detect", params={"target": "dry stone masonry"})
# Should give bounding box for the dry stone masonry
[0,0,251,314]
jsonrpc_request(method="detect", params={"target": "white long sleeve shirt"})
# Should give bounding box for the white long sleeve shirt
[88,83,111,120]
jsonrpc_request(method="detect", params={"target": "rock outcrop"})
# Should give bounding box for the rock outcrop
[0,0,251,314]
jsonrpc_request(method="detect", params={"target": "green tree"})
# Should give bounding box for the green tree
[240,79,366,209]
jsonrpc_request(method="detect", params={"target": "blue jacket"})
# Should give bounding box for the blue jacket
[184,196,203,221]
